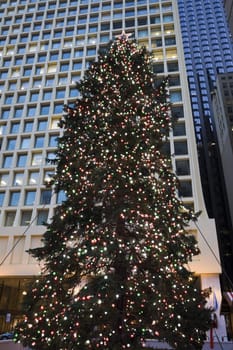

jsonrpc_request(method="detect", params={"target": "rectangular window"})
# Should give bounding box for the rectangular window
[54,103,63,114]
[17,154,27,167]
[57,190,66,203]
[13,172,24,186]
[20,137,31,149]
[43,90,52,100]
[37,210,49,225]
[0,192,5,206]
[174,141,188,155]
[27,106,36,117]
[28,171,40,185]
[3,155,13,168]
[37,119,48,131]
[9,191,20,206]
[0,173,9,186]
[2,109,10,119]
[49,134,58,147]
[7,138,16,150]
[21,210,32,226]
[173,123,186,136]
[60,63,69,72]
[40,105,50,115]
[5,211,16,226]
[25,190,36,205]
[34,136,45,148]
[11,122,20,133]
[24,121,33,132]
[17,94,26,103]
[40,190,52,204]
[56,89,65,99]
[175,159,190,176]
[31,153,43,166]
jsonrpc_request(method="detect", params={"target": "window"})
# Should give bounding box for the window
[49,134,58,147]
[5,95,13,104]
[174,141,188,155]
[40,105,50,115]
[58,76,67,85]
[50,118,60,129]
[3,58,11,67]
[2,109,10,119]
[31,153,43,166]
[21,137,31,149]
[48,64,57,73]
[17,154,27,167]
[34,135,45,148]
[170,91,182,103]
[171,106,184,119]
[175,159,190,176]
[25,190,36,205]
[37,119,48,131]
[21,210,32,226]
[62,51,71,59]
[28,171,39,185]
[74,49,83,57]
[17,93,26,103]
[46,152,56,164]
[9,81,17,90]
[7,138,16,150]
[167,61,179,72]
[9,191,20,206]
[13,172,24,186]
[56,89,65,99]
[0,173,9,186]
[37,210,49,225]
[60,63,69,72]
[54,103,63,114]
[0,124,6,135]
[5,211,16,226]
[11,122,20,133]
[27,106,36,117]
[24,121,33,132]
[44,170,54,183]
[173,123,186,136]
[3,155,13,168]
[0,192,5,206]
[43,90,52,100]
[26,55,34,64]
[57,190,66,203]
[87,47,96,56]
[50,52,59,61]
[33,78,42,88]
[179,181,192,197]
[40,190,52,204]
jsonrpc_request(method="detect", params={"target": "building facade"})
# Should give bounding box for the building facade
[224,0,233,37]
[177,0,233,292]
[0,0,229,345]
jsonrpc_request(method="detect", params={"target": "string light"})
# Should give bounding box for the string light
[15,36,212,350]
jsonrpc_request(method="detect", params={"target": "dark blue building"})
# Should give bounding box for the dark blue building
[178,0,233,289]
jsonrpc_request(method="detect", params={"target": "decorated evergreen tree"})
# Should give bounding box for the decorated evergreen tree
[15,35,211,350]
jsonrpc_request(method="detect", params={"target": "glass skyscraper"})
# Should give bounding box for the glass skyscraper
[0,0,230,345]
[178,0,233,291]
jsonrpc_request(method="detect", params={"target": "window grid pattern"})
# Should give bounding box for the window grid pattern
[0,0,196,258]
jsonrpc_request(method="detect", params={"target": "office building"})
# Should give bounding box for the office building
[224,0,233,36]
[0,0,229,346]
[212,73,233,237]
[177,0,233,297]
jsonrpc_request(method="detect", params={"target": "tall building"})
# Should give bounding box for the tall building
[177,0,233,293]
[0,0,229,346]
[224,0,233,37]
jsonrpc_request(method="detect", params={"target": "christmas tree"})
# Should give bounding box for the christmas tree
[15,35,211,350]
